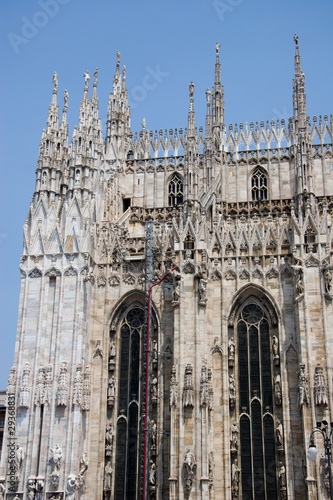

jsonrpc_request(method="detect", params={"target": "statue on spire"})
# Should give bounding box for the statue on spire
[189,81,194,98]
[93,68,98,88]
[83,71,90,91]
[215,42,220,58]
[117,50,121,67]
[53,72,58,94]
[294,33,299,47]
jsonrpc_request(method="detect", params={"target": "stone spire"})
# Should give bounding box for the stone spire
[212,43,225,149]
[105,51,131,160]
[293,34,307,132]
[187,81,196,138]
[205,89,212,140]
[46,71,59,133]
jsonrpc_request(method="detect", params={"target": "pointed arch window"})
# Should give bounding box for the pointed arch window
[235,302,279,500]
[114,306,145,500]
[251,167,268,201]
[168,173,183,206]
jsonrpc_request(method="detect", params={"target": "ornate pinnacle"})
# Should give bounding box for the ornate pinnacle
[83,70,90,92]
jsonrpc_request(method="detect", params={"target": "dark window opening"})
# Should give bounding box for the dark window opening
[251,167,268,201]
[123,198,131,213]
[168,173,183,206]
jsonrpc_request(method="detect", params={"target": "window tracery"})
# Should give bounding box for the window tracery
[168,173,183,206]
[251,167,268,201]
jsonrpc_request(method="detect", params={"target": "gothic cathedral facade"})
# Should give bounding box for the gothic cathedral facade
[1,38,333,500]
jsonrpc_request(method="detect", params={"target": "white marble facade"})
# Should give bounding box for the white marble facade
[0,38,332,499]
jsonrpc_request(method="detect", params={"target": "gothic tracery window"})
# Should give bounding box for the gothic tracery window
[114,306,145,500]
[168,173,183,206]
[251,167,268,201]
[233,301,280,500]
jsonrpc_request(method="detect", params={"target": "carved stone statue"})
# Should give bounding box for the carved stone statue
[274,373,282,406]
[108,376,115,407]
[272,335,279,363]
[279,462,286,489]
[229,374,236,408]
[323,267,333,294]
[150,420,157,449]
[231,459,240,499]
[151,375,158,404]
[79,451,89,477]
[16,443,24,471]
[105,423,114,456]
[6,366,16,395]
[0,482,4,500]
[34,367,45,406]
[314,364,328,405]
[104,461,113,491]
[276,419,284,449]
[228,337,235,361]
[149,460,156,485]
[27,478,36,500]
[200,365,209,407]
[43,364,53,405]
[298,363,309,409]
[50,444,62,471]
[183,449,196,497]
[172,280,180,306]
[230,422,239,451]
[198,277,207,305]
[57,361,68,407]
[66,474,77,499]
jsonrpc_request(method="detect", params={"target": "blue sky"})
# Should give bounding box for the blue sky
[0,0,332,388]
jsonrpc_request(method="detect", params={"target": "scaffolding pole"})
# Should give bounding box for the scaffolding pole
[140,220,154,500]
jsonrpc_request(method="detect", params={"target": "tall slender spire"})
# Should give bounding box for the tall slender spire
[205,89,212,139]
[188,81,196,138]
[293,34,307,131]
[46,71,59,133]
[212,43,225,148]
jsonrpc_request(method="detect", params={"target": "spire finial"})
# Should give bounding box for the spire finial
[53,72,58,95]
[215,42,220,60]
[116,50,121,70]
[294,33,299,47]
[93,68,98,88]
[83,71,90,93]
[63,89,68,113]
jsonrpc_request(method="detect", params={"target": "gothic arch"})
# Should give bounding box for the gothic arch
[227,285,284,500]
[105,291,160,500]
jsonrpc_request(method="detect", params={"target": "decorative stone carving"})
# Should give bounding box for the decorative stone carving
[278,462,286,498]
[19,362,31,408]
[16,443,24,473]
[298,363,309,409]
[105,422,114,457]
[272,335,280,365]
[97,266,106,287]
[150,420,157,454]
[73,364,83,407]
[6,366,16,405]
[0,481,4,500]
[151,375,158,405]
[81,267,94,284]
[64,266,77,276]
[29,268,42,278]
[149,459,156,493]
[170,365,178,408]
[231,459,240,499]
[229,374,236,408]
[34,367,45,406]
[57,361,68,407]
[323,267,333,294]
[294,267,304,297]
[66,474,78,499]
[200,365,209,407]
[82,366,91,411]
[51,470,60,489]
[78,451,89,477]
[27,477,36,500]
[123,273,135,285]
[274,373,282,406]
[104,461,113,491]
[314,364,328,405]
[50,444,62,472]
[183,364,194,408]
[108,274,120,286]
[43,364,53,405]
[108,341,116,370]
[228,337,235,367]
[230,422,239,454]
[183,449,196,498]
[152,340,158,370]
[276,419,284,450]
[172,280,180,307]
[107,375,115,407]
[35,477,44,500]
[93,340,104,359]
[198,276,207,306]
